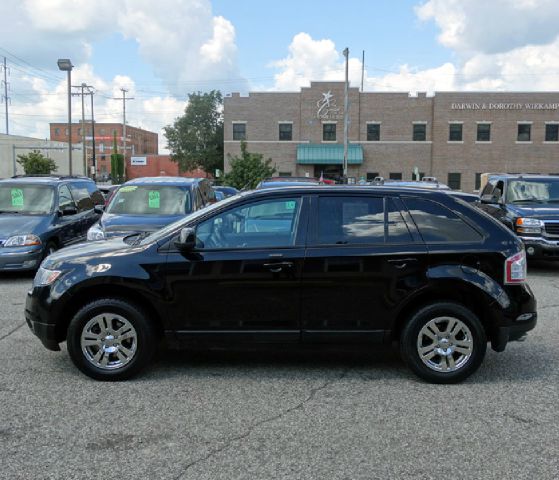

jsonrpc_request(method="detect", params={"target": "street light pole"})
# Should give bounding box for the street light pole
[343,47,349,182]
[57,59,73,175]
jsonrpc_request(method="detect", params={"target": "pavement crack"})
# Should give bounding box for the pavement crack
[0,322,25,342]
[173,368,349,480]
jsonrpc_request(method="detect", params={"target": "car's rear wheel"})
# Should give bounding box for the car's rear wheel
[67,298,156,381]
[400,302,487,384]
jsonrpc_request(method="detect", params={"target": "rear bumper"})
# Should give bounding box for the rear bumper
[0,247,43,271]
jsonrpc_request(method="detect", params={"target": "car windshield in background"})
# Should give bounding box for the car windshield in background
[106,185,192,215]
[0,184,54,214]
[506,179,559,203]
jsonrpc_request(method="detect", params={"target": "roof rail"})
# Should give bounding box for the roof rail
[11,174,91,180]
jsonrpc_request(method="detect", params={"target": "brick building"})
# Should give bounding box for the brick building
[49,122,158,177]
[223,82,559,192]
[126,155,209,180]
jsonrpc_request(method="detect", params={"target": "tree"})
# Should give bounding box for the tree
[223,141,276,190]
[110,130,124,184]
[17,151,57,175]
[164,90,223,175]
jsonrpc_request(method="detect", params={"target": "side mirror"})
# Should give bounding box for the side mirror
[174,227,196,251]
[60,206,78,216]
[480,188,502,205]
[94,205,105,214]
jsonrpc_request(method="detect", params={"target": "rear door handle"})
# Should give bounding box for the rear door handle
[387,258,418,269]
[263,262,294,273]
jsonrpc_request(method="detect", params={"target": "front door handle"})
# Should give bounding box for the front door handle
[387,258,418,269]
[263,262,294,273]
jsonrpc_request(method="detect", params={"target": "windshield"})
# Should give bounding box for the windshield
[0,184,54,214]
[106,185,192,215]
[506,179,559,203]
[139,193,241,245]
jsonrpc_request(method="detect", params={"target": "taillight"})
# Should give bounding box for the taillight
[505,250,527,284]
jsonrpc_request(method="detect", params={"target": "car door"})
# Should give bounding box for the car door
[54,184,80,246]
[301,194,428,343]
[164,194,309,343]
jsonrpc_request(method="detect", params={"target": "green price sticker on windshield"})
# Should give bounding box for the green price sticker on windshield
[148,190,160,209]
[285,201,296,210]
[11,188,24,208]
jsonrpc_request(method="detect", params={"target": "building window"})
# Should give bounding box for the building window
[477,123,491,142]
[65,128,69,135]
[54,128,60,136]
[545,124,559,142]
[366,172,379,181]
[77,128,82,136]
[323,123,336,141]
[413,124,426,141]
[367,123,380,141]
[232,123,246,141]
[389,172,402,180]
[448,123,463,141]
[100,128,105,135]
[278,123,292,141]
[100,155,106,162]
[278,171,292,177]
[448,173,461,190]
[475,173,482,190]
[517,123,531,142]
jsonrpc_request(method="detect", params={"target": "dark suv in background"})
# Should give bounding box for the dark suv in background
[87,177,215,241]
[27,186,536,383]
[478,174,559,260]
[0,175,104,271]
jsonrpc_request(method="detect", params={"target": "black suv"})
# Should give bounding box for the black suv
[478,174,559,260]
[0,175,104,271]
[26,186,536,383]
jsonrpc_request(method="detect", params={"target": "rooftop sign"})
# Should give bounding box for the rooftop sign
[451,102,559,110]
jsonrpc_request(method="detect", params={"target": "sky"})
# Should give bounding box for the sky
[1,0,559,152]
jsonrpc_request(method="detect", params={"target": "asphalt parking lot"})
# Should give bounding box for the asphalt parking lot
[1,265,558,480]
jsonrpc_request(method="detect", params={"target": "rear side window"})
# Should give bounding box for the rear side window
[83,181,105,206]
[387,199,413,243]
[69,183,94,212]
[404,197,482,242]
[318,196,384,244]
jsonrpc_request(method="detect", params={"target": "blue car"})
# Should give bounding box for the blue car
[0,175,104,271]
[87,177,215,241]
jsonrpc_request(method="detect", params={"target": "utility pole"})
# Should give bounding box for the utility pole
[361,50,365,92]
[87,86,96,180]
[1,57,9,134]
[72,84,87,176]
[343,47,349,182]
[114,88,134,166]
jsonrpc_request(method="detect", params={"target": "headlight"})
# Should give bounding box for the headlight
[87,223,105,241]
[4,234,42,247]
[515,218,543,234]
[34,267,62,286]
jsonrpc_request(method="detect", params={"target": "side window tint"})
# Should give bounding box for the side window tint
[318,196,384,244]
[196,197,301,249]
[58,185,76,210]
[404,198,482,242]
[84,181,105,205]
[387,199,413,243]
[70,183,94,212]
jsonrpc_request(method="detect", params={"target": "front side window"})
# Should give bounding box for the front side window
[404,197,482,242]
[318,196,384,245]
[323,123,336,141]
[196,197,301,249]
[449,123,463,141]
[477,123,491,142]
[0,184,54,215]
[107,185,192,215]
[413,124,426,141]
[545,124,559,142]
[517,124,531,142]
[367,123,380,141]
[278,123,292,141]
[232,123,246,141]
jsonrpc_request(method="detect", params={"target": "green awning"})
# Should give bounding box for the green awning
[297,144,363,165]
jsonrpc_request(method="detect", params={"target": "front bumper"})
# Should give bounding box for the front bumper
[518,236,559,259]
[25,286,61,351]
[0,246,43,271]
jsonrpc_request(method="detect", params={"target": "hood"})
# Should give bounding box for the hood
[0,214,49,239]
[507,203,559,220]
[100,212,184,237]
[43,237,139,270]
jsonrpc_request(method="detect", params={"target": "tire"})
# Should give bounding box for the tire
[400,302,487,384]
[67,298,157,381]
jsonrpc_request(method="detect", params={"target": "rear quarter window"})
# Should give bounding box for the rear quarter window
[404,197,482,243]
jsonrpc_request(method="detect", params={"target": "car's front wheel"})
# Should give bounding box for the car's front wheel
[67,298,157,381]
[400,302,487,384]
